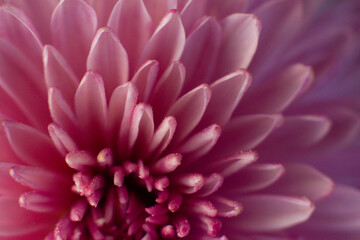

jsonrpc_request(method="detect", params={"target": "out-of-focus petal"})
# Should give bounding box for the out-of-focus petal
[228,195,314,232]
[143,0,177,26]
[215,13,260,78]
[51,0,97,78]
[181,16,221,92]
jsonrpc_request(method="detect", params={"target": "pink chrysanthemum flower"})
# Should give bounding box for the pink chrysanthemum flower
[0,0,358,239]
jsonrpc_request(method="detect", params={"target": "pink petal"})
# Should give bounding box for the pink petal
[3,121,67,171]
[167,84,211,143]
[139,10,185,74]
[143,0,177,26]
[147,116,177,158]
[215,13,261,78]
[48,88,80,139]
[150,62,185,123]
[200,70,251,128]
[0,39,49,130]
[19,191,68,213]
[86,0,118,27]
[292,185,360,239]
[177,124,221,161]
[225,163,284,193]
[210,114,283,158]
[75,71,107,150]
[181,16,221,92]
[51,0,97,77]
[0,126,22,164]
[195,173,224,197]
[150,153,182,174]
[266,164,334,201]
[0,163,27,196]
[0,88,28,125]
[238,64,313,114]
[0,196,54,236]
[180,0,207,33]
[0,5,43,67]
[203,151,258,178]
[107,0,153,73]
[205,0,248,19]
[7,0,58,43]
[250,0,303,80]
[48,123,78,156]
[87,27,129,98]
[131,60,159,102]
[108,82,138,145]
[9,165,70,193]
[128,104,154,157]
[235,195,314,232]
[43,45,79,104]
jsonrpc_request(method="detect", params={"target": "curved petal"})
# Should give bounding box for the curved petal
[0,196,55,236]
[131,60,159,103]
[143,0,177,26]
[87,27,129,98]
[215,13,261,78]
[181,16,221,92]
[43,45,79,104]
[107,0,153,73]
[139,10,185,74]
[167,84,211,143]
[150,62,185,123]
[200,70,251,128]
[210,114,283,158]
[225,163,285,193]
[86,0,118,27]
[0,163,27,196]
[233,195,314,232]
[266,163,334,201]
[51,0,97,77]
[75,71,107,150]
[0,39,49,130]
[3,121,67,171]
[238,64,313,114]
[0,5,43,67]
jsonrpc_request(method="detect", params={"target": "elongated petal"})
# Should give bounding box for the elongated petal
[51,0,97,77]
[180,0,207,33]
[131,60,159,103]
[87,27,129,97]
[215,13,260,78]
[19,191,69,213]
[9,165,70,193]
[150,62,185,123]
[181,16,221,92]
[139,10,185,74]
[238,64,313,114]
[108,0,153,72]
[266,164,334,201]
[3,121,67,171]
[0,39,49,130]
[75,71,107,150]
[200,70,251,128]
[108,82,138,147]
[48,88,80,140]
[168,84,211,143]
[48,123,78,156]
[86,0,118,27]
[0,5,43,67]
[147,116,177,158]
[0,163,27,196]
[0,196,54,236]
[226,164,284,193]
[292,185,360,239]
[211,114,283,158]
[143,0,177,26]
[234,195,314,232]
[43,45,79,104]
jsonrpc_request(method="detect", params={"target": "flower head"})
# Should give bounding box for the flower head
[0,0,359,239]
